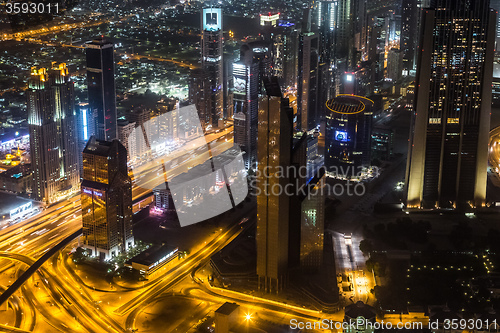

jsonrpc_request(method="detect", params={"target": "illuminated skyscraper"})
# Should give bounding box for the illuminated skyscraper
[298,32,321,131]
[189,68,211,128]
[28,63,80,204]
[325,95,373,170]
[261,17,300,91]
[201,7,224,128]
[81,137,134,260]
[233,60,258,169]
[256,77,293,292]
[406,0,496,209]
[86,37,117,141]
[117,118,136,161]
[401,0,419,74]
[337,0,355,66]
[233,42,270,169]
[299,169,326,269]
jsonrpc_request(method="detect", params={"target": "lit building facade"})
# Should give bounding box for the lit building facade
[262,20,300,91]
[325,95,373,170]
[300,170,326,269]
[153,183,176,214]
[233,42,269,170]
[201,7,224,128]
[256,78,293,293]
[189,68,211,128]
[371,126,394,162]
[401,0,419,74]
[405,0,495,209]
[298,32,321,131]
[81,137,134,260]
[86,37,117,141]
[28,63,80,204]
[117,119,136,162]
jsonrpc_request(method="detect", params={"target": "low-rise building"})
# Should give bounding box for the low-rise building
[125,244,178,278]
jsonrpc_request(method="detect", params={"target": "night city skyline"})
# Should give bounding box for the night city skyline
[2,0,500,332]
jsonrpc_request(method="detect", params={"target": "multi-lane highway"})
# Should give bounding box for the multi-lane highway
[0,126,238,332]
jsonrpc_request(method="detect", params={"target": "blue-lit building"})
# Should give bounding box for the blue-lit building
[201,7,224,128]
[325,95,373,171]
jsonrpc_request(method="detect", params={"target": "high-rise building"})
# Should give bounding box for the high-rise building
[189,68,211,128]
[371,126,394,161]
[401,0,419,74]
[223,53,234,120]
[81,137,134,260]
[337,0,355,67]
[153,183,176,215]
[257,77,293,293]
[299,169,326,270]
[405,0,496,209]
[117,118,136,162]
[288,133,326,271]
[28,63,80,204]
[233,42,270,169]
[490,0,500,106]
[201,7,224,128]
[86,37,117,141]
[262,20,300,91]
[325,95,373,170]
[298,32,320,131]
[233,60,259,169]
[387,48,403,82]
[76,102,93,177]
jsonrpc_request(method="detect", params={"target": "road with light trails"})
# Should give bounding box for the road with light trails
[0,128,237,331]
[119,220,248,317]
[0,129,234,260]
[0,251,127,333]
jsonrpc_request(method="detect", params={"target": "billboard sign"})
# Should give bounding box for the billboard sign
[335,130,349,142]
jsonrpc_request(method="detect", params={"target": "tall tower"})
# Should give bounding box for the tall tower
[401,0,419,74]
[256,77,293,293]
[299,169,326,270]
[81,137,134,260]
[406,0,496,209]
[28,63,80,204]
[201,7,224,129]
[233,42,271,169]
[298,32,321,131]
[86,37,117,141]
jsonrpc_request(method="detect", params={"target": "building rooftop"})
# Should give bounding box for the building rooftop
[126,244,178,268]
[0,164,31,179]
[86,37,113,48]
[83,137,113,157]
[344,301,376,320]
[326,95,374,115]
[215,302,239,316]
[0,191,34,218]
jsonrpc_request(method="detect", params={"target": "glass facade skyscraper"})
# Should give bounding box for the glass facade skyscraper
[86,37,117,141]
[406,0,496,209]
[28,63,80,204]
[201,8,224,129]
[81,137,134,260]
[256,80,293,293]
